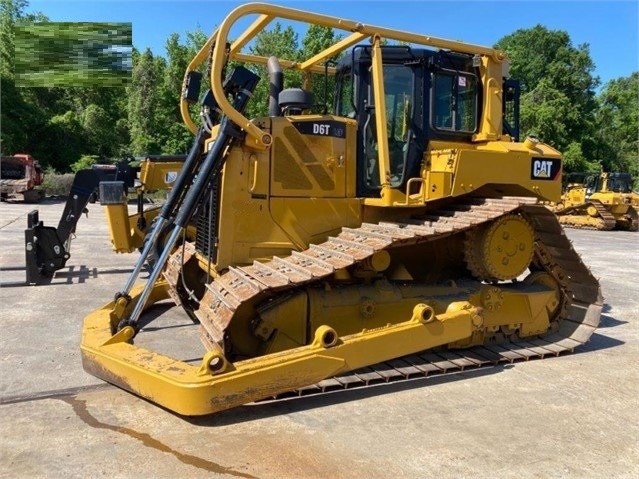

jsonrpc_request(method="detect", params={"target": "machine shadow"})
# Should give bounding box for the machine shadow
[574,331,624,353]
[54,265,135,284]
[136,301,191,331]
[0,264,134,287]
[597,314,627,329]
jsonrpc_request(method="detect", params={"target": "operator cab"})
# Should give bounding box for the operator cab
[606,173,633,193]
[334,46,480,197]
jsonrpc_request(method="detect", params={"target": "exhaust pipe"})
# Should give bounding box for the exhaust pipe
[267,56,283,117]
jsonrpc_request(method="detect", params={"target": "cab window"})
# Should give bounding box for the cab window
[431,71,477,133]
[336,72,355,118]
[365,64,414,189]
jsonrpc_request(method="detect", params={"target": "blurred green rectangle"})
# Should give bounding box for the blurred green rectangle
[14,22,132,87]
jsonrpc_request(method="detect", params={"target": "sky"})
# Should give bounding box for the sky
[28,0,639,88]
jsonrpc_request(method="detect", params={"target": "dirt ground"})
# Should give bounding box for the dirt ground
[0,198,637,479]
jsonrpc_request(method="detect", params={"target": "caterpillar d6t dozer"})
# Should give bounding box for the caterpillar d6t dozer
[552,172,639,231]
[81,3,602,416]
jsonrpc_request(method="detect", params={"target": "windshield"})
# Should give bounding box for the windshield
[608,175,633,193]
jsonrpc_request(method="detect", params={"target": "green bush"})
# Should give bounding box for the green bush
[41,171,75,197]
[71,155,100,173]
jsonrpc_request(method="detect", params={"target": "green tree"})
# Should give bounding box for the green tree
[70,154,99,172]
[561,141,594,173]
[82,104,116,157]
[73,86,130,157]
[185,26,207,59]
[594,73,639,179]
[496,25,599,171]
[155,33,193,153]
[41,111,85,171]
[1,0,33,155]
[127,48,161,154]
[163,33,188,96]
[0,0,28,75]
[300,25,342,113]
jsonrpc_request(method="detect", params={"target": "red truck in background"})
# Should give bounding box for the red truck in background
[0,154,45,202]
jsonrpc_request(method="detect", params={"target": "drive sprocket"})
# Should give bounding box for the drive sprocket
[464,214,535,282]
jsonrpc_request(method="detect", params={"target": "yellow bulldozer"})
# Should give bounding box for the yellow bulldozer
[80,3,602,416]
[552,171,639,231]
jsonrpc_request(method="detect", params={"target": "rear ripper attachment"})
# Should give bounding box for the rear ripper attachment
[24,165,135,285]
[24,154,189,286]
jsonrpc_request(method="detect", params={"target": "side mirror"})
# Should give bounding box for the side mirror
[183,71,202,104]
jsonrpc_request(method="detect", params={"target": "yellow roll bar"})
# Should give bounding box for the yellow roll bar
[180,2,507,148]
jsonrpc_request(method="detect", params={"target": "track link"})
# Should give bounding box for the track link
[592,202,619,229]
[178,196,601,399]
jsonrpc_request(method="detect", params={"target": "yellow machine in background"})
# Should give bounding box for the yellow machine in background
[81,3,601,415]
[552,172,638,231]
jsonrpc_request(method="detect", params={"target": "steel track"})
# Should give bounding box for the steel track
[168,197,602,400]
